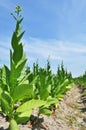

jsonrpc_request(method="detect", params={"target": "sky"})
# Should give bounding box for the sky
[0,0,86,77]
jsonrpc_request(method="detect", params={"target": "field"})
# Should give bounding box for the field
[0,6,86,130]
[0,83,86,130]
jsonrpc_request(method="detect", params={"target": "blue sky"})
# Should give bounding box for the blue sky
[0,0,86,77]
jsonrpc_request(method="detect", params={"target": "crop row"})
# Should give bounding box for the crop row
[0,6,74,130]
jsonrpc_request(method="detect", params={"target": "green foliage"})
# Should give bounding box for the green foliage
[74,71,86,87]
[9,119,19,130]
[24,60,73,119]
[15,99,46,123]
[0,5,74,130]
[1,91,13,118]
[25,60,73,101]
[74,71,86,98]
[0,6,48,129]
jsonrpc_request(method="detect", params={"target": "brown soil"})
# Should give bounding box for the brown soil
[0,84,86,130]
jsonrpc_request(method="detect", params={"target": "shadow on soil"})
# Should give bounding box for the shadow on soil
[78,84,86,125]
[28,115,46,130]
[0,128,8,130]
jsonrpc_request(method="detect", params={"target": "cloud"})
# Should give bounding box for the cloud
[24,37,86,60]
[24,37,86,77]
[24,38,62,60]
[0,36,86,77]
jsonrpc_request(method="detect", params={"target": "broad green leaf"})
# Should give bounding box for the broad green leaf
[16,58,27,76]
[1,91,13,116]
[13,43,23,64]
[2,65,10,87]
[60,79,69,87]
[18,31,25,42]
[39,108,52,116]
[39,87,49,100]
[12,75,38,102]
[43,97,57,108]
[11,32,18,50]
[55,79,69,95]
[10,57,27,87]
[66,83,74,89]
[16,99,46,112]
[16,53,26,68]
[15,109,32,124]
[9,119,19,130]
[11,80,33,102]
[17,72,30,85]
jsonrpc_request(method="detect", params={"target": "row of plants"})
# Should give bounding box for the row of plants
[74,72,86,96]
[74,71,86,87]
[25,60,73,100]
[0,6,74,130]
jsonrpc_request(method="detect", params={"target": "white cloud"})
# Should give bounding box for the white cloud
[24,37,86,77]
[24,37,86,60]
[0,36,86,77]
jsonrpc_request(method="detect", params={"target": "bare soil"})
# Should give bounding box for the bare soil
[0,84,86,130]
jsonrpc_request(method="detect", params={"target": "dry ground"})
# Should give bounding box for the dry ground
[0,84,86,130]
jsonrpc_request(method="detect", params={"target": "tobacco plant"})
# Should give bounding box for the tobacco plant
[74,71,86,96]
[0,6,46,130]
[50,63,73,100]
[0,5,74,130]
[25,60,73,116]
[26,60,73,101]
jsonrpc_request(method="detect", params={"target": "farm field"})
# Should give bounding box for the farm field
[0,6,86,130]
[0,83,86,130]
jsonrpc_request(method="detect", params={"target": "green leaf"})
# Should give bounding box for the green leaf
[60,79,69,88]
[13,43,23,64]
[2,65,10,86]
[11,80,33,102]
[16,99,45,113]
[15,109,32,124]
[0,87,3,98]
[10,64,17,87]
[55,79,69,95]
[11,32,18,50]
[0,107,2,112]
[56,94,64,100]
[66,83,74,89]
[9,119,19,130]
[15,22,20,35]
[39,87,49,100]
[15,57,27,75]
[18,18,23,24]
[1,91,13,116]
[10,56,27,87]
[11,74,38,102]
[39,108,52,116]
[18,31,25,42]
[43,97,57,108]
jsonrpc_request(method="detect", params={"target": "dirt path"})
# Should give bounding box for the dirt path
[0,84,86,130]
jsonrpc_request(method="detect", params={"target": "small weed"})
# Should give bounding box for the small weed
[72,103,78,109]
[66,114,81,127]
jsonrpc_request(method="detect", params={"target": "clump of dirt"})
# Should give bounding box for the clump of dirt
[0,84,86,130]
